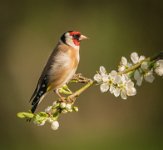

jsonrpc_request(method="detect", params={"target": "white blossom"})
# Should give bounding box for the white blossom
[120,89,127,99]
[109,72,136,99]
[144,70,155,83]
[95,66,136,99]
[155,60,163,76]
[108,70,119,85]
[100,66,107,75]
[141,61,149,71]
[94,66,109,83]
[125,80,136,96]
[113,87,120,97]
[134,67,155,85]
[118,56,132,72]
[100,83,109,92]
[134,70,143,86]
[118,74,136,99]
[45,106,52,113]
[130,52,145,64]
[118,65,125,72]
[121,56,127,66]
[110,85,116,94]
[107,70,120,94]
[94,51,162,100]
[51,121,59,130]
[94,66,110,92]
[94,74,102,83]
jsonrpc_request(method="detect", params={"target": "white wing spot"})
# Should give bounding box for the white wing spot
[39,91,43,96]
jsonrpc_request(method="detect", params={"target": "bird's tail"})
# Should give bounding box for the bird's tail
[30,84,47,113]
[31,95,45,113]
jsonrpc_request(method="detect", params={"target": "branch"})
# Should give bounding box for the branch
[17,51,163,130]
[67,79,94,103]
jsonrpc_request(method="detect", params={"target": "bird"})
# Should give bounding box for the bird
[29,31,88,113]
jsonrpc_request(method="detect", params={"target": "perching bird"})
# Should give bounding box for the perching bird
[30,31,87,113]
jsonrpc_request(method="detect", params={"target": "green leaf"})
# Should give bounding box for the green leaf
[34,113,48,123]
[59,85,72,95]
[17,112,34,119]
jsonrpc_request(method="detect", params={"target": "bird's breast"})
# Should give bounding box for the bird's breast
[48,46,79,89]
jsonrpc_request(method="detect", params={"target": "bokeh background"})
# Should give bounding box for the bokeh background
[0,0,163,150]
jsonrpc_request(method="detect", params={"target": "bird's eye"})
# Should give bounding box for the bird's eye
[73,34,80,40]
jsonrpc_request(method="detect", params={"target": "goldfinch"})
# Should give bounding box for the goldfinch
[30,31,87,113]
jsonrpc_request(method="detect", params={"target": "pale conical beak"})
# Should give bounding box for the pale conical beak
[79,35,88,41]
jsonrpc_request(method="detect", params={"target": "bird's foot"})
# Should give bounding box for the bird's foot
[71,73,91,83]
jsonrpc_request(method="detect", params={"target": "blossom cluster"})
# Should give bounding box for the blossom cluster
[33,101,78,130]
[94,52,163,99]
[94,66,136,99]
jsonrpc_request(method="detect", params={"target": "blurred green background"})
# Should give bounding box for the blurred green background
[0,0,163,150]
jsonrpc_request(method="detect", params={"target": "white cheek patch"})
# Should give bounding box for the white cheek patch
[65,33,79,50]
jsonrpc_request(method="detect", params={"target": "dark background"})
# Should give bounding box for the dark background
[0,0,163,150]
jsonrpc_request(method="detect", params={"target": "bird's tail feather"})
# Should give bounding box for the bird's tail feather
[31,93,46,113]
[30,86,47,113]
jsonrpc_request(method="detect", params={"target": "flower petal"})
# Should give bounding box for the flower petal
[100,83,109,93]
[99,66,106,74]
[118,65,125,72]
[134,70,140,80]
[121,89,127,99]
[155,60,163,76]
[131,52,139,64]
[144,71,155,83]
[134,70,143,86]
[113,88,120,97]
[109,70,117,80]
[102,74,109,82]
[121,56,128,66]
[127,87,136,96]
[109,85,115,94]
[94,74,102,83]
[114,75,122,84]
[137,77,143,86]
[139,55,145,62]
[126,80,134,89]
[141,62,148,71]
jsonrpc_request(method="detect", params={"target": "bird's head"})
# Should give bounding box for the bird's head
[60,31,88,49]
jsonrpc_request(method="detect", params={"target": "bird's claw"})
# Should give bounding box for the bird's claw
[72,73,91,83]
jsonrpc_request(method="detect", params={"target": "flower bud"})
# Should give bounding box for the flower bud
[73,106,79,112]
[52,101,57,106]
[60,102,66,108]
[38,120,46,126]
[51,121,59,130]
[47,118,53,123]
[65,104,72,110]
[45,106,52,113]
[62,109,68,114]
